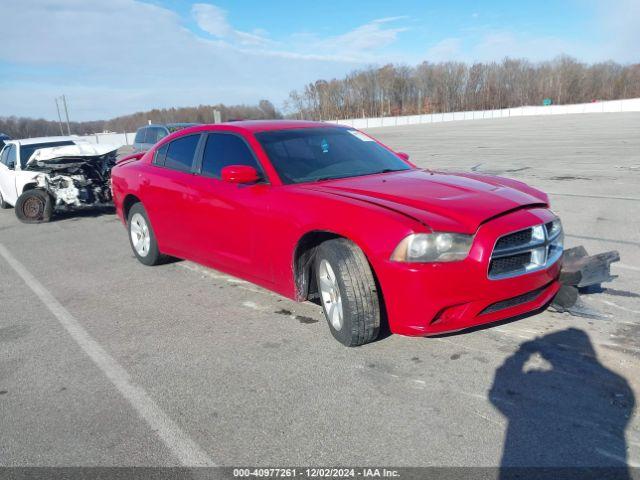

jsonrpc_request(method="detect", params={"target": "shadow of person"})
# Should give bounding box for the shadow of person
[490,328,635,479]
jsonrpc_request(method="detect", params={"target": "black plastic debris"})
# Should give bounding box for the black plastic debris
[551,246,620,316]
[560,246,619,288]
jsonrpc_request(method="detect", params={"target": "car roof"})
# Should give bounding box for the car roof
[201,120,344,133]
[7,136,81,146]
[167,122,199,127]
[141,123,199,129]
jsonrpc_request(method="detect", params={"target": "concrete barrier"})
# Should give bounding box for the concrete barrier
[327,97,640,129]
[78,132,136,147]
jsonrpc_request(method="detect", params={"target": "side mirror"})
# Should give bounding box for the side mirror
[221,165,260,184]
[397,152,410,161]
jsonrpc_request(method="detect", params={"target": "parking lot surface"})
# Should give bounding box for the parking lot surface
[1,113,639,467]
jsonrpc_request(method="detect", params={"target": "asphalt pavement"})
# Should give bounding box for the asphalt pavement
[1,113,639,468]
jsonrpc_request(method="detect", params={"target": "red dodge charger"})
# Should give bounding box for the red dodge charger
[112,121,563,346]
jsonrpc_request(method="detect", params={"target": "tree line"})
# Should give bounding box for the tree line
[2,56,640,139]
[0,100,280,139]
[285,56,640,120]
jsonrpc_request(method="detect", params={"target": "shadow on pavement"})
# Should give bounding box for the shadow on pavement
[51,207,116,222]
[490,327,635,479]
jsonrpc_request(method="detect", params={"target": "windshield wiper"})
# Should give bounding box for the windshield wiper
[311,169,405,183]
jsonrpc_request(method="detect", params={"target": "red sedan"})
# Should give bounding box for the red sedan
[111,121,563,346]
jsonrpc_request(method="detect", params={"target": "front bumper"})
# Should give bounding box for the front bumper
[375,207,562,336]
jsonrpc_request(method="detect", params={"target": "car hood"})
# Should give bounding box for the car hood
[26,143,120,166]
[301,169,548,233]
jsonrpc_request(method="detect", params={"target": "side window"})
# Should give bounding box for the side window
[164,134,200,172]
[154,143,168,166]
[201,133,260,178]
[134,128,146,144]
[0,147,9,166]
[146,127,165,144]
[156,128,168,142]
[6,145,17,168]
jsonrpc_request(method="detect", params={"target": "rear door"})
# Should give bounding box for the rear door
[0,145,19,205]
[140,133,203,259]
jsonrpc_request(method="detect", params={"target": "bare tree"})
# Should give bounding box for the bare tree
[285,56,640,119]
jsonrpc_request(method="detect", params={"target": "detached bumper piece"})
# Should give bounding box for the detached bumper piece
[551,246,620,315]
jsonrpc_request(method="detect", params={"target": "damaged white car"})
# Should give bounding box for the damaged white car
[0,137,119,223]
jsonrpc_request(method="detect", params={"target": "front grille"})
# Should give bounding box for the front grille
[489,252,531,276]
[488,221,563,280]
[481,285,546,315]
[495,229,532,251]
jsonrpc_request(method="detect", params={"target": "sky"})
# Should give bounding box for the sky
[0,0,638,121]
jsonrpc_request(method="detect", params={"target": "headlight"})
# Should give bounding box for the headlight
[390,232,474,263]
[548,218,564,257]
[547,218,562,239]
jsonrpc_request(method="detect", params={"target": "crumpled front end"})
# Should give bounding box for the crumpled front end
[25,144,118,210]
[374,207,562,336]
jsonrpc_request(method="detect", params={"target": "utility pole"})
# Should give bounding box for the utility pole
[61,95,71,135]
[54,98,64,135]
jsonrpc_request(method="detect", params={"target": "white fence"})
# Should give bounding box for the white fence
[79,131,136,147]
[73,97,640,148]
[327,97,640,129]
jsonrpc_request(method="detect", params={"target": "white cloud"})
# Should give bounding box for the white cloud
[192,3,272,46]
[425,31,592,64]
[0,0,385,120]
[192,3,231,37]
[594,0,640,62]
[425,38,463,61]
[303,17,409,59]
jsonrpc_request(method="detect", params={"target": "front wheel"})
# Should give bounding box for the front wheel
[127,202,163,266]
[15,189,53,223]
[315,239,381,346]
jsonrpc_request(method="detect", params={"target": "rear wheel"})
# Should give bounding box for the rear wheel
[127,202,163,266]
[315,238,381,346]
[15,189,53,223]
[0,190,11,209]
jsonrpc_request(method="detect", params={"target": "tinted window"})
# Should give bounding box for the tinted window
[201,133,259,178]
[0,147,10,166]
[255,128,410,184]
[147,127,167,144]
[6,145,17,168]
[164,134,200,172]
[134,128,146,144]
[154,143,168,165]
[20,141,75,168]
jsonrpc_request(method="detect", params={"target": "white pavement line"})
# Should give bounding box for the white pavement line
[597,298,640,315]
[0,243,215,467]
[616,263,640,272]
[547,192,640,202]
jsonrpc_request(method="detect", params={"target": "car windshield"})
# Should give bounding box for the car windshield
[254,127,411,184]
[20,141,75,168]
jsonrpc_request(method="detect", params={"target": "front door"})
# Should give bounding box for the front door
[0,145,19,205]
[187,132,272,282]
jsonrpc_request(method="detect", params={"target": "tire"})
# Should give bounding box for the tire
[127,202,163,266]
[15,189,53,223]
[315,238,381,346]
[0,190,11,209]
